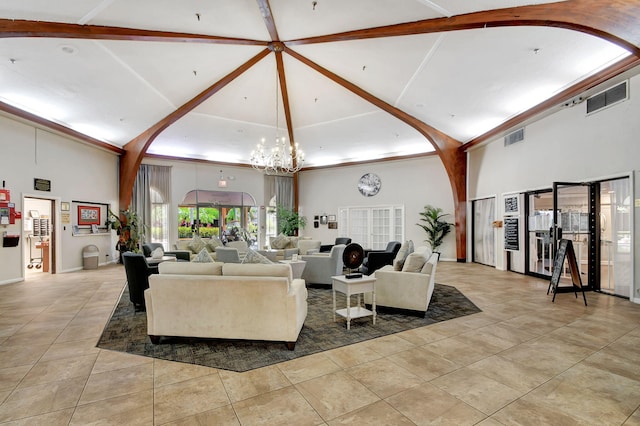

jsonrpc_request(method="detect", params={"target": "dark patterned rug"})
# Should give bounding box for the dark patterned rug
[97,284,480,372]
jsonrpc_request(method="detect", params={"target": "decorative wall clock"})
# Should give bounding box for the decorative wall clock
[357,173,381,197]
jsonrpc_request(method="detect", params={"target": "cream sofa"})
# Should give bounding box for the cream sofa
[364,248,439,315]
[145,261,308,350]
[173,238,248,261]
[268,236,321,260]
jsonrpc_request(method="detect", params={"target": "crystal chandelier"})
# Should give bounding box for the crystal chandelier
[250,74,304,174]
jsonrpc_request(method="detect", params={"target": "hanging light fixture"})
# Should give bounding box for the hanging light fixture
[250,72,304,174]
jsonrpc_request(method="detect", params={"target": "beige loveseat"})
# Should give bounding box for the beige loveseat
[145,261,308,349]
[268,235,322,260]
[364,248,439,315]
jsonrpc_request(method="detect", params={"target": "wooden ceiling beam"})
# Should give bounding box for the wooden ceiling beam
[0,18,268,45]
[285,46,467,260]
[256,0,280,42]
[119,48,271,209]
[286,0,640,56]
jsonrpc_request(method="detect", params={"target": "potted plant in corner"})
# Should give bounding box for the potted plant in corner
[417,205,453,255]
[277,205,307,236]
[106,208,145,262]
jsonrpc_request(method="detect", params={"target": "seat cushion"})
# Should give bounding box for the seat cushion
[192,248,214,263]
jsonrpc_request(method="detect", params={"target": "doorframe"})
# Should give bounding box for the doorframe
[22,194,60,275]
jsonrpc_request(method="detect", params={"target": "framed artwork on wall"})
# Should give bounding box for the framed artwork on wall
[78,205,101,225]
[328,222,337,229]
[61,202,70,211]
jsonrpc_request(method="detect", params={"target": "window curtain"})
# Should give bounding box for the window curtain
[132,164,172,247]
[264,175,294,235]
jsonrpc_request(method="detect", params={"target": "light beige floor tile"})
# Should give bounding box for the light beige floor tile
[361,334,416,357]
[324,342,383,368]
[91,348,153,375]
[154,358,216,388]
[421,336,495,366]
[277,352,341,384]
[386,382,486,425]
[0,377,86,422]
[394,326,448,346]
[0,364,32,392]
[430,367,522,415]
[467,355,554,393]
[0,344,51,369]
[295,370,380,421]
[69,390,153,425]
[387,346,460,381]
[40,337,101,362]
[583,350,640,382]
[79,362,153,405]
[328,400,414,425]
[491,398,586,426]
[0,407,74,426]
[219,365,291,402]
[154,373,230,424]
[347,358,424,399]
[162,404,240,426]
[233,386,323,426]
[53,322,106,344]
[18,353,97,389]
[625,407,640,425]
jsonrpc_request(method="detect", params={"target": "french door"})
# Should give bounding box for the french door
[338,205,404,250]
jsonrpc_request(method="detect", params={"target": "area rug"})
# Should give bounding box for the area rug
[97,284,480,372]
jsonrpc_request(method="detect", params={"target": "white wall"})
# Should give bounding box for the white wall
[468,72,640,299]
[298,155,456,260]
[0,114,119,284]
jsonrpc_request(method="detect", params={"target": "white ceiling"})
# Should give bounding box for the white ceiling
[0,0,632,167]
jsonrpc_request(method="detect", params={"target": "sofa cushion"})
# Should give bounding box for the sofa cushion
[402,252,427,273]
[206,236,223,252]
[175,240,191,251]
[242,248,273,264]
[393,240,414,270]
[223,263,293,284]
[188,235,207,254]
[271,234,290,249]
[159,261,223,275]
[192,248,214,263]
[150,247,164,259]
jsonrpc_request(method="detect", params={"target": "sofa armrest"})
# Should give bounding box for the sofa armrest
[283,247,300,260]
[164,250,191,262]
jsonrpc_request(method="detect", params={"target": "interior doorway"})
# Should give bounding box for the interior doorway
[524,177,631,298]
[23,197,56,275]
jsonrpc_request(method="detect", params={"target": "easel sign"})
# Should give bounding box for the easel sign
[547,239,587,306]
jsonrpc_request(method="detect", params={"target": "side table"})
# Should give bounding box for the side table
[331,275,376,330]
[279,259,306,279]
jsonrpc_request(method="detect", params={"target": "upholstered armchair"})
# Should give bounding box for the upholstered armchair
[122,252,158,311]
[364,251,439,316]
[360,241,401,275]
[300,244,346,285]
[142,243,190,262]
[320,237,352,253]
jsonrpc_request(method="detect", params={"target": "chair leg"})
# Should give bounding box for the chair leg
[149,335,160,344]
[285,341,296,351]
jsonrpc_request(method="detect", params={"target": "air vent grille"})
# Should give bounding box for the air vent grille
[504,128,524,147]
[587,81,627,114]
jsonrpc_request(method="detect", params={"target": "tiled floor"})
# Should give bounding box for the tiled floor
[1,262,640,425]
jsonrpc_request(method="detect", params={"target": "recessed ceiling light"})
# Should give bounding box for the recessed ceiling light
[59,44,78,55]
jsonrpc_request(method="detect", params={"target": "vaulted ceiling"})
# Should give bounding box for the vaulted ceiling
[0,0,637,170]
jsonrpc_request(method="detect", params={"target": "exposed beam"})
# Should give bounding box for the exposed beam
[464,55,640,151]
[0,100,123,154]
[0,18,268,45]
[274,49,301,169]
[286,0,640,56]
[119,48,271,209]
[285,46,467,261]
[256,0,280,42]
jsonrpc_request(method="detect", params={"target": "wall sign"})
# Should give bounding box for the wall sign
[34,178,51,192]
[504,195,518,214]
[504,217,519,251]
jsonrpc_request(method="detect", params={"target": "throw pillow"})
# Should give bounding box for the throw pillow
[242,248,273,264]
[187,234,206,254]
[271,234,290,249]
[151,247,164,259]
[206,235,223,252]
[192,248,214,263]
[402,252,427,273]
[393,240,413,271]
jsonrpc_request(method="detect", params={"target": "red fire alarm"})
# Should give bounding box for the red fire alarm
[0,189,9,202]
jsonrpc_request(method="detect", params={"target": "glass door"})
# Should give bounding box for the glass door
[472,197,495,266]
[553,182,593,289]
[599,178,631,297]
[525,190,554,279]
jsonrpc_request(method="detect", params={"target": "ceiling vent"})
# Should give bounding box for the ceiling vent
[504,128,524,147]
[587,81,628,114]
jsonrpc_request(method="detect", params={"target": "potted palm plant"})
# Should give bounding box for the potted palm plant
[417,205,453,253]
[106,209,145,262]
[277,205,307,236]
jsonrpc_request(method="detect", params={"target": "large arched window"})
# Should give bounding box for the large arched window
[178,190,258,247]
